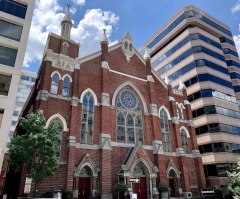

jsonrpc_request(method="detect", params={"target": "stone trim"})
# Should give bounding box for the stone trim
[44,49,80,72]
[36,90,49,101]
[147,75,154,82]
[150,104,158,116]
[101,92,110,107]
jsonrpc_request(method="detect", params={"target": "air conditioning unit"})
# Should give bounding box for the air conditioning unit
[183,192,192,198]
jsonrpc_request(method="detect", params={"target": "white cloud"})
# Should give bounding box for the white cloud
[233,35,240,57]
[72,0,85,6]
[23,0,119,68]
[71,9,119,57]
[232,0,240,13]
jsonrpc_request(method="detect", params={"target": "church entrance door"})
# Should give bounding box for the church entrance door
[78,177,90,199]
[133,177,147,199]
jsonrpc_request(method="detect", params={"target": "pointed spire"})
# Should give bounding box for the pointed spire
[144,48,150,60]
[62,4,72,25]
[101,28,108,44]
[164,74,170,85]
[61,4,72,39]
[178,79,186,90]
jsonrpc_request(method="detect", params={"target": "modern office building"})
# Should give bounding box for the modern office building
[0,0,36,175]
[9,70,37,138]
[142,5,240,187]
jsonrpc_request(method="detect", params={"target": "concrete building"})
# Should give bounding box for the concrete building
[9,70,37,137]
[16,8,205,199]
[0,0,35,174]
[142,5,240,187]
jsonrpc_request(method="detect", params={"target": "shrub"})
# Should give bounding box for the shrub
[157,182,169,193]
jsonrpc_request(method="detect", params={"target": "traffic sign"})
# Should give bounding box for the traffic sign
[129,178,140,183]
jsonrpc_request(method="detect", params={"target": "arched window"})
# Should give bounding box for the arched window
[62,42,69,55]
[181,129,189,153]
[116,89,143,143]
[117,112,125,142]
[129,43,133,51]
[62,76,70,97]
[124,41,128,49]
[51,73,59,94]
[135,115,143,143]
[133,163,146,176]
[81,92,94,144]
[160,109,171,152]
[176,103,180,119]
[127,114,134,143]
[49,117,63,159]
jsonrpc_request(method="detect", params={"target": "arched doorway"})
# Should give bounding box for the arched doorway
[78,166,91,199]
[132,163,148,199]
[168,169,178,197]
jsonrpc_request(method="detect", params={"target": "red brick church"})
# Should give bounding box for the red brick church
[18,7,205,199]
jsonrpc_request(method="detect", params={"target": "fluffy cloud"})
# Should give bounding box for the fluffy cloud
[23,0,119,68]
[232,0,240,13]
[71,0,85,6]
[233,34,240,57]
[71,9,119,57]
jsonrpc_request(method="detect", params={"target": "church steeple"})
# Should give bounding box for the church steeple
[61,4,72,39]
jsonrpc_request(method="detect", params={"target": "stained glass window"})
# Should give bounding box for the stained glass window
[116,90,143,143]
[81,92,94,144]
[160,109,171,152]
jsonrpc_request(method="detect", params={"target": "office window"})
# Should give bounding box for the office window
[11,120,17,126]
[0,45,17,67]
[13,111,19,116]
[0,20,22,41]
[0,74,12,95]
[0,110,4,128]
[0,0,27,19]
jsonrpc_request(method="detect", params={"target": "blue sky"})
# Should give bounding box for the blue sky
[23,0,240,72]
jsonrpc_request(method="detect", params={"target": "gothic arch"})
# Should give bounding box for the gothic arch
[62,74,72,82]
[159,105,171,120]
[112,81,148,114]
[74,154,100,177]
[166,160,181,178]
[180,126,190,138]
[46,113,68,131]
[50,71,61,79]
[130,158,152,176]
[80,88,98,105]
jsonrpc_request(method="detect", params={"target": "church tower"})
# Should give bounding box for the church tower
[61,5,72,39]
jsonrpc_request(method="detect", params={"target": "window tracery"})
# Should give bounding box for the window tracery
[81,92,94,144]
[116,89,143,143]
[181,129,189,153]
[160,109,171,152]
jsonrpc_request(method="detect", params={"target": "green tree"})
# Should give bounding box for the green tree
[9,110,61,197]
[228,160,240,197]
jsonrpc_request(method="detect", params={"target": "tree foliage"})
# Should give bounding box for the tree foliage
[9,110,61,184]
[228,161,240,196]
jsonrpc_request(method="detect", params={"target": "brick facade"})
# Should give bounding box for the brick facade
[17,31,206,199]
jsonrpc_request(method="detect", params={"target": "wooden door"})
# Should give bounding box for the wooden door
[133,177,147,199]
[78,177,90,199]
[169,178,176,197]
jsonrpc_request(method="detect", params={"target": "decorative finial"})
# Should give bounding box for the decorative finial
[144,48,150,60]
[164,74,170,85]
[67,4,71,11]
[101,28,108,44]
[178,79,186,90]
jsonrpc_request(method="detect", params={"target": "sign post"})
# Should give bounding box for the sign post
[129,178,140,183]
